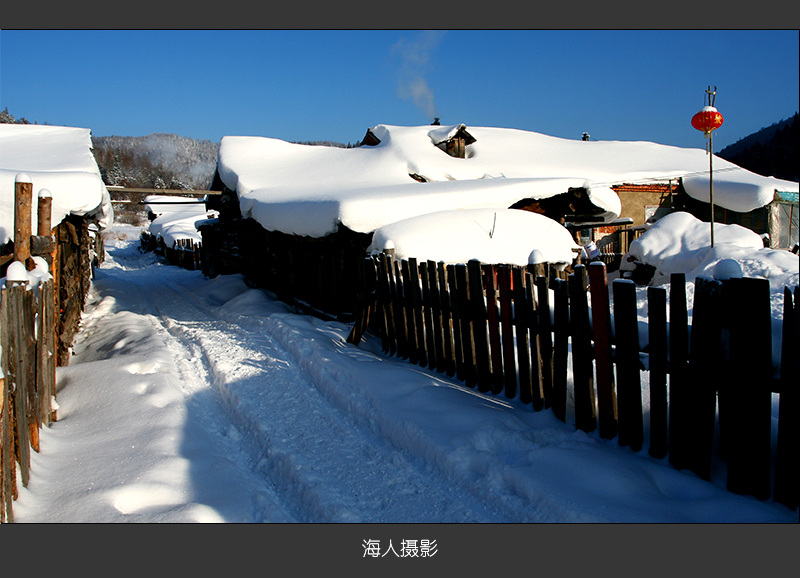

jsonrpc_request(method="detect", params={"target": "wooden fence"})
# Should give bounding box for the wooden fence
[140,231,203,271]
[1,180,59,523]
[348,253,799,510]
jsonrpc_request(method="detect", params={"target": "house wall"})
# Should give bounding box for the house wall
[612,183,680,227]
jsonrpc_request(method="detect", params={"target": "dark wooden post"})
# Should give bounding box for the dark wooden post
[483,264,505,395]
[535,275,554,408]
[454,264,476,388]
[570,266,596,433]
[447,264,465,381]
[497,265,517,399]
[426,260,446,373]
[588,262,617,440]
[512,267,534,405]
[613,279,643,451]
[525,270,545,411]
[419,261,438,371]
[774,286,798,510]
[408,258,427,368]
[647,285,669,459]
[685,276,722,481]
[467,260,492,393]
[438,262,456,377]
[551,278,569,423]
[724,277,773,500]
[668,273,690,471]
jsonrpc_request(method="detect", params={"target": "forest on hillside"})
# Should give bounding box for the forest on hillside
[718,112,798,182]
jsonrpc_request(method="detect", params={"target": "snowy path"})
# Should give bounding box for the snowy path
[13,227,797,523]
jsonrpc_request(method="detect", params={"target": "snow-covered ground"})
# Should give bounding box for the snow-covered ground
[10,223,797,523]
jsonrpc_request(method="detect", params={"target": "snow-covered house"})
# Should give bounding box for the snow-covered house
[201,122,799,317]
[1,123,113,364]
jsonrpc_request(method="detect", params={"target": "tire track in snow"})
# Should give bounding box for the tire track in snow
[118,257,506,522]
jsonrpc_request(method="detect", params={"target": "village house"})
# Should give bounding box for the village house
[1,123,113,364]
[195,122,798,318]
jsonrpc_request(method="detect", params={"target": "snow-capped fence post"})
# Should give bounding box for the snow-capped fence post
[588,262,618,440]
[569,266,596,434]
[774,286,798,510]
[1,276,34,493]
[612,278,643,451]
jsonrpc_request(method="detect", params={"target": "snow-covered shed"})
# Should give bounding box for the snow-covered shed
[1,123,113,364]
[201,122,799,317]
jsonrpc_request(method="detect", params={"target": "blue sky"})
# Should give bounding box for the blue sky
[1,30,798,151]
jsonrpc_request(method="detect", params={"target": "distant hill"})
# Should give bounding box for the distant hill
[92,133,220,191]
[717,112,798,182]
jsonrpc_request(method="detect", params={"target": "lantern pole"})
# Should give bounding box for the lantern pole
[709,127,715,247]
[707,86,716,247]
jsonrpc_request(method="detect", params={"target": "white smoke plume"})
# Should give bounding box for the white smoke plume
[391,31,445,122]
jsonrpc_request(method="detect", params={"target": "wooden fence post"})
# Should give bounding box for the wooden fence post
[408,258,427,368]
[438,262,456,378]
[612,279,643,451]
[14,177,33,268]
[551,278,569,423]
[512,267,534,405]
[570,266,596,433]
[668,273,691,471]
[588,262,617,440]
[723,277,773,500]
[1,290,15,522]
[447,264,465,381]
[454,264,477,388]
[483,264,505,395]
[496,265,517,399]
[419,261,438,371]
[647,286,669,459]
[685,276,722,481]
[467,260,492,394]
[426,261,446,374]
[524,270,545,411]
[535,275,554,408]
[774,286,798,510]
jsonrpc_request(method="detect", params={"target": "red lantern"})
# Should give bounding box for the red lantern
[691,105,724,135]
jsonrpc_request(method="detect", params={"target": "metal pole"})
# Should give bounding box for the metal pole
[709,131,715,247]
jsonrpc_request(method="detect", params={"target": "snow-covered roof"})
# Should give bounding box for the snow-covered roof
[1,124,113,244]
[216,123,798,240]
[144,195,217,246]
